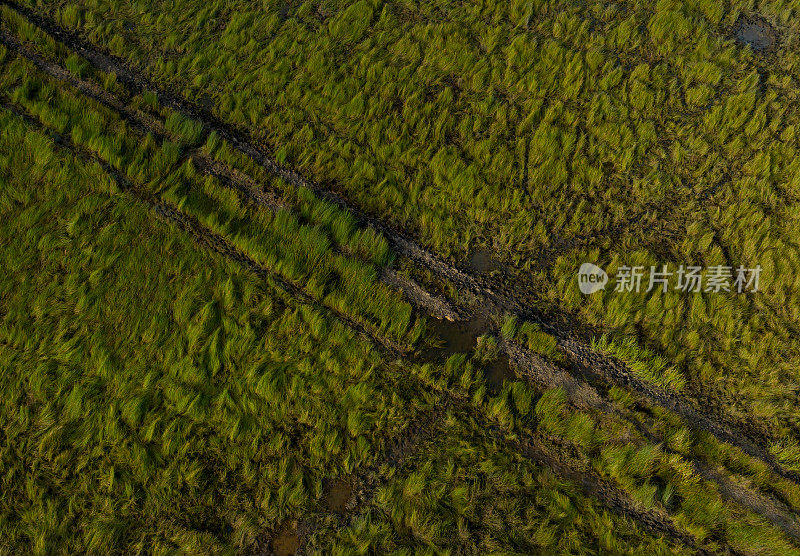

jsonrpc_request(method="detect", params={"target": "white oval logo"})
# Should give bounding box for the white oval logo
[578,263,608,294]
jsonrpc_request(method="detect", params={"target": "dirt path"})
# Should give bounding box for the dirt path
[0,29,287,214]
[2,0,797,490]
[4,22,800,549]
[692,460,800,542]
[0,29,466,332]
[505,337,800,544]
[2,96,712,554]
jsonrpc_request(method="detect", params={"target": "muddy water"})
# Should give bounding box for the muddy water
[273,520,299,556]
[469,248,504,274]
[323,478,353,513]
[484,352,515,393]
[417,315,491,363]
[417,316,515,392]
[735,18,777,52]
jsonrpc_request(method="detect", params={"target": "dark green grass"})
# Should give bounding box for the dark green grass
[2,4,800,552]
[0,109,431,552]
[5,0,799,454]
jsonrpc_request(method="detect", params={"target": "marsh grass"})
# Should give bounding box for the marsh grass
[4,2,800,552]
[9,0,797,447]
[592,334,687,392]
[0,49,423,347]
[0,106,434,552]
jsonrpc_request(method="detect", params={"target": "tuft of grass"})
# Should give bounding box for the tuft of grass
[592,334,686,392]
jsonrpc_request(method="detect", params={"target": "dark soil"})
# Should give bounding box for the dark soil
[468,247,504,274]
[416,314,490,363]
[483,351,515,393]
[272,520,300,556]
[322,478,353,514]
[734,17,779,52]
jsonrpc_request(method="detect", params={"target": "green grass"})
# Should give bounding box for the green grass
[9,0,798,447]
[315,407,693,555]
[0,108,434,552]
[3,0,800,552]
[0,105,692,554]
[0,48,424,349]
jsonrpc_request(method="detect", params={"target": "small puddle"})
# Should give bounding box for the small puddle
[734,17,777,52]
[469,248,504,274]
[484,353,515,393]
[273,520,299,556]
[416,316,517,392]
[417,315,491,363]
[323,477,353,513]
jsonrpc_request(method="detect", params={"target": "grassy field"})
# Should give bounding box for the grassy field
[2,0,800,553]
[5,0,797,451]
[0,105,430,551]
[0,95,695,553]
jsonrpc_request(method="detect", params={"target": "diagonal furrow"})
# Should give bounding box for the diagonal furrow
[1,0,795,488]
[0,28,463,326]
[505,338,800,543]
[0,97,404,356]
[0,28,287,213]
[292,381,709,554]
[4,19,799,546]
[1,97,708,554]
[516,431,710,554]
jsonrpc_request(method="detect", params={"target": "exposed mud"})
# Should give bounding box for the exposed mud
[734,17,778,53]
[692,460,800,543]
[1,7,797,549]
[322,478,353,514]
[412,314,516,392]
[295,400,454,554]
[482,351,514,393]
[468,247,504,274]
[502,338,607,410]
[380,268,462,322]
[272,520,300,556]
[415,314,490,364]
